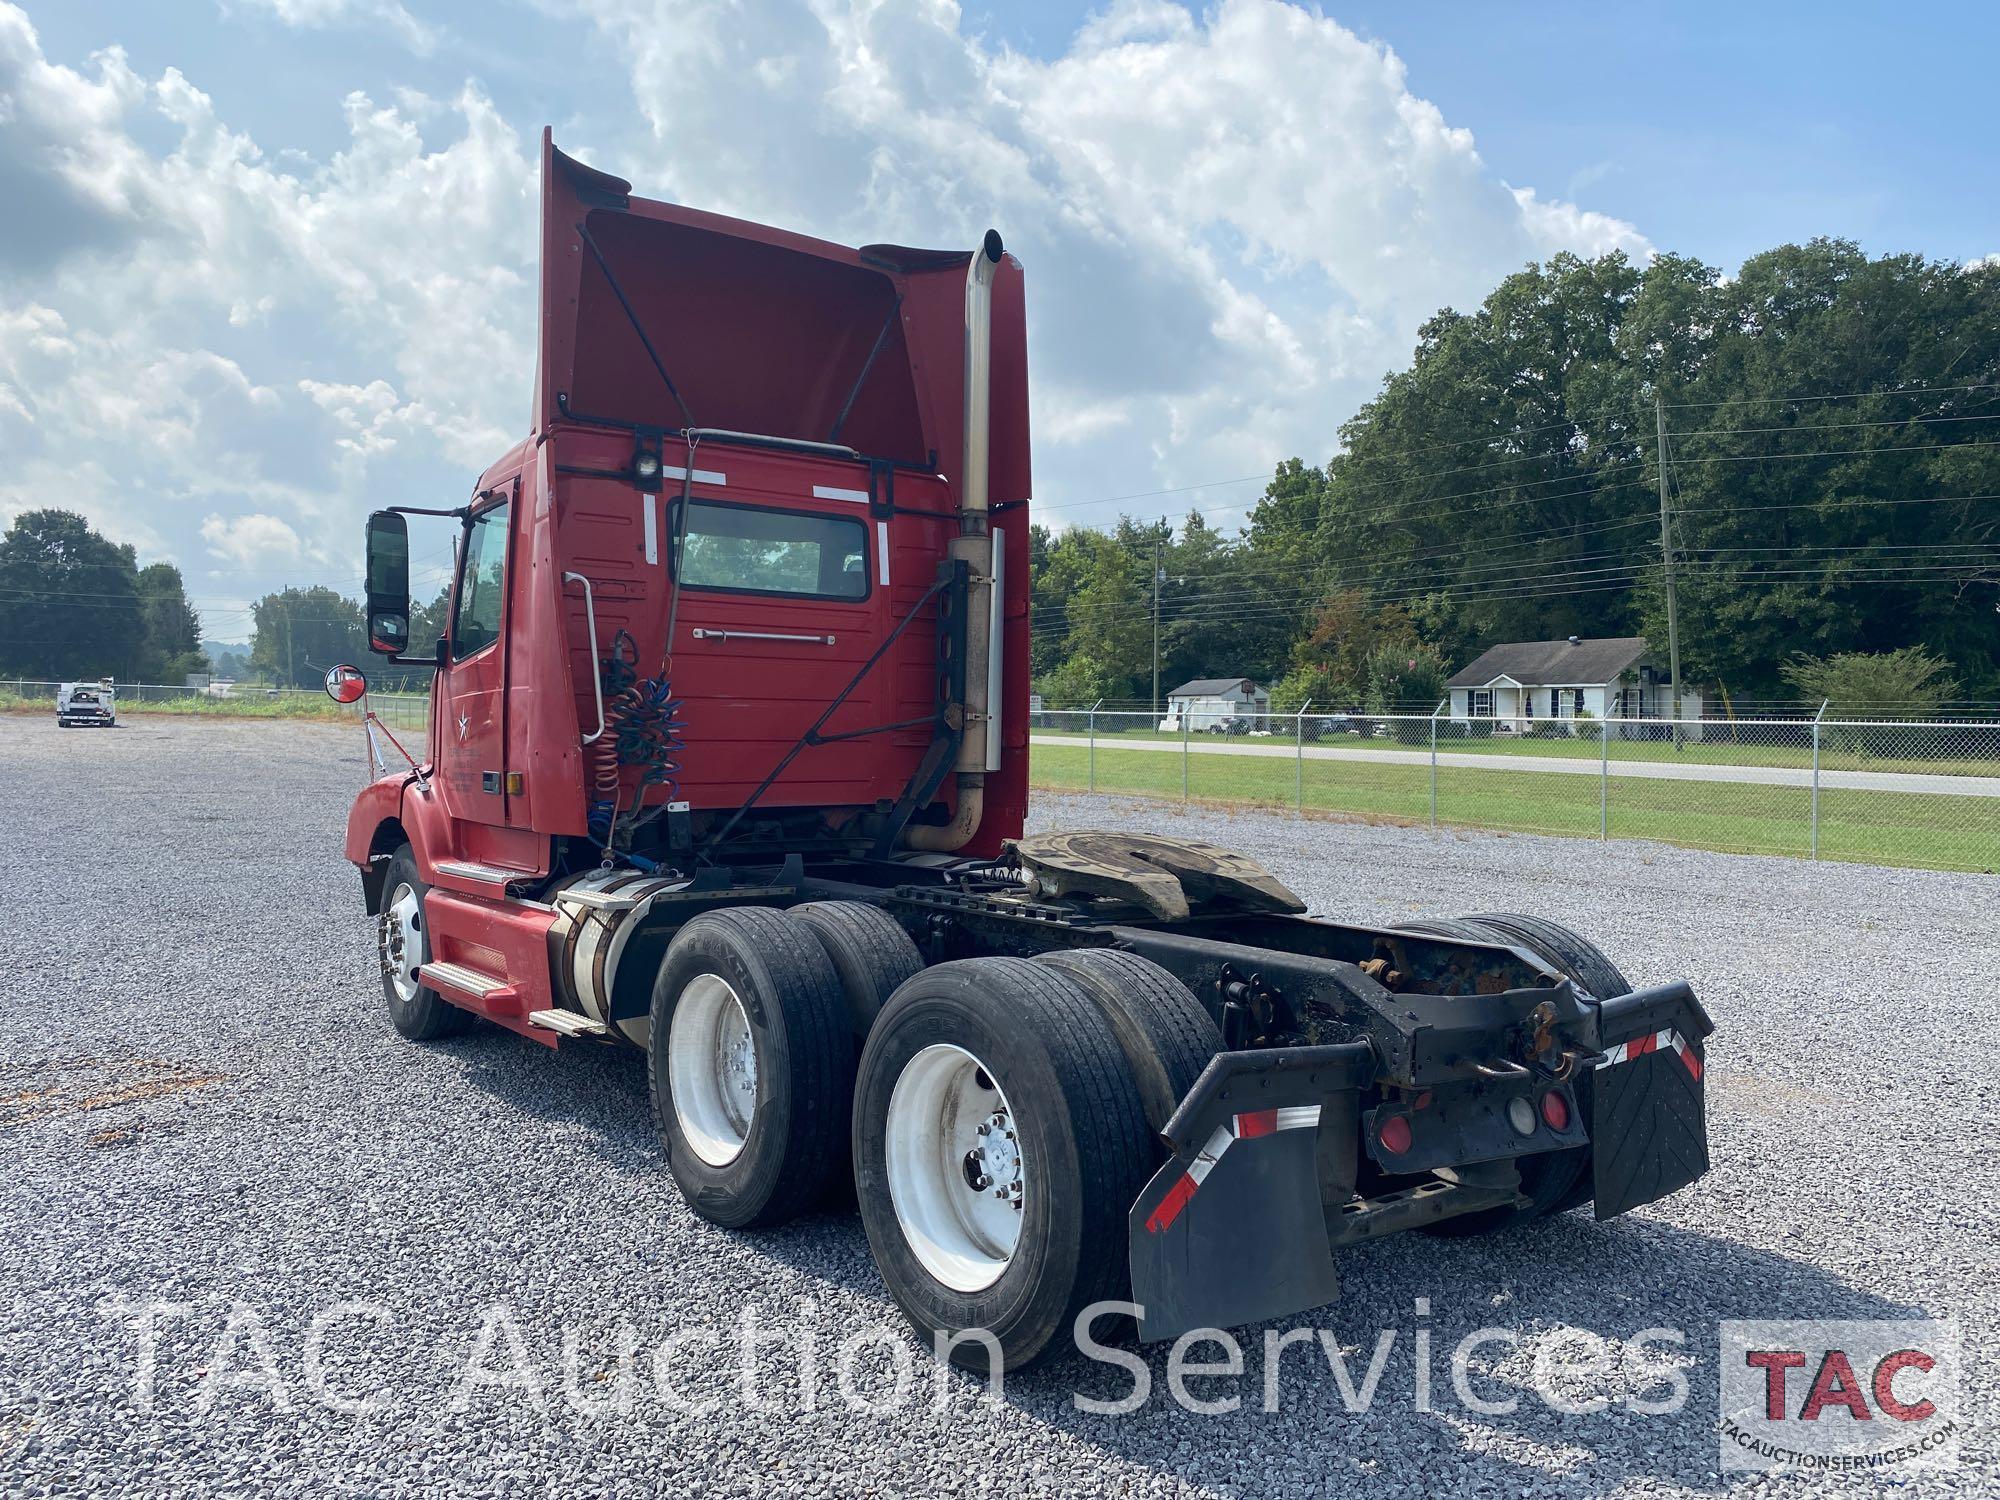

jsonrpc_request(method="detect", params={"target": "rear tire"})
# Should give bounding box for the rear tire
[787,901,924,1034]
[1031,948,1221,1135]
[376,846,473,1042]
[649,908,854,1230]
[853,958,1156,1373]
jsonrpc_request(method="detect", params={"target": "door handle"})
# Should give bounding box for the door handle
[562,571,607,743]
[691,628,837,645]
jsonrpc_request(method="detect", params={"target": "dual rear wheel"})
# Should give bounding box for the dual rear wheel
[646,908,1220,1370]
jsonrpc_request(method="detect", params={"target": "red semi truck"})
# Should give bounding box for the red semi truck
[337,133,1713,1370]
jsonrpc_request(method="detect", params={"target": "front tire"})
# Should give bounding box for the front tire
[649,908,854,1229]
[376,846,472,1042]
[853,958,1156,1373]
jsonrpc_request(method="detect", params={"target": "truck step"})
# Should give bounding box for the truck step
[419,962,515,1002]
[528,1009,612,1038]
[432,859,529,893]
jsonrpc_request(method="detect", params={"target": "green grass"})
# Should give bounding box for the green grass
[1031,742,2000,874]
[1032,725,2000,780]
[0,689,430,726]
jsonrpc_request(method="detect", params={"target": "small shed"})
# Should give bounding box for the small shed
[1165,677,1268,730]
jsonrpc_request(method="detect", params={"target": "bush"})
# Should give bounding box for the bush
[1364,645,1447,744]
[1781,647,1960,718]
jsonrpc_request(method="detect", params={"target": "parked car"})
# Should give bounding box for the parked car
[56,681,117,728]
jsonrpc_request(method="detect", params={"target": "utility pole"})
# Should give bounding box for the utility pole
[1654,396,1683,750]
[1151,525,1163,722]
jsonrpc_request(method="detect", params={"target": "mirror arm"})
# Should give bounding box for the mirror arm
[384,504,471,519]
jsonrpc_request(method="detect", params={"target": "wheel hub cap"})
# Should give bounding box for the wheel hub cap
[667,974,759,1167]
[379,883,423,1002]
[884,1045,1027,1293]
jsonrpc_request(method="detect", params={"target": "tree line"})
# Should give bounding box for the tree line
[0,510,206,683]
[1031,239,2000,715]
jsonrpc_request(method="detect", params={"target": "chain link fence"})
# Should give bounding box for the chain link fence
[1029,707,2000,874]
[0,679,431,731]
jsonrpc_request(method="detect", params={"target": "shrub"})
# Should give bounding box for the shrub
[1781,647,1960,718]
[1364,645,1447,743]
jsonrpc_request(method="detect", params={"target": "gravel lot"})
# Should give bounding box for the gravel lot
[2,714,1993,1497]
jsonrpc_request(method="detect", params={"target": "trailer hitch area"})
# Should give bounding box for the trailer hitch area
[1128,1041,1373,1344]
[1590,980,1714,1219]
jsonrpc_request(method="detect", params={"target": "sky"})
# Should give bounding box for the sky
[2,1,1994,644]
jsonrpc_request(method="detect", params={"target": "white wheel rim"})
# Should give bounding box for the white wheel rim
[668,974,759,1167]
[381,882,424,1002]
[884,1044,1024,1293]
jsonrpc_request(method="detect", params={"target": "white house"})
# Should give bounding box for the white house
[1446,637,1701,734]
[1164,677,1268,730]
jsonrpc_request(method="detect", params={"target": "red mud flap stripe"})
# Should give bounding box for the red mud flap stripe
[1599,1027,1704,1082]
[1143,1108,1321,1234]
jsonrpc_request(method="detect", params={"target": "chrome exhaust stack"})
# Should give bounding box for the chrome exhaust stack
[907,230,1004,851]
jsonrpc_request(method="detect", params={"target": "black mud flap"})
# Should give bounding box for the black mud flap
[1129,1042,1373,1343]
[1590,981,1715,1219]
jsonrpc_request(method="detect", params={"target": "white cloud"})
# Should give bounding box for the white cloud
[220,0,440,54]
[569,0,1651,518]
[200,511,303,567]
[0,0,1651,626]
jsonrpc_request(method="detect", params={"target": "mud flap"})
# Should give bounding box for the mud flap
[1590,981,1714,1219]
[1129,1042,1373,1343]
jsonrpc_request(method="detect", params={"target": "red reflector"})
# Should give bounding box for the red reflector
[1541,1091,1570,1131]
[1378,1115,1412,1154]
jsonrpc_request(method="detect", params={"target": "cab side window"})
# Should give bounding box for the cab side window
[451,501,509,658]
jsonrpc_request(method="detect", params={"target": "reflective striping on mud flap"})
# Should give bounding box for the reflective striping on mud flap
[1598,1027,1704,1082]
[1144,1106,1322,1234]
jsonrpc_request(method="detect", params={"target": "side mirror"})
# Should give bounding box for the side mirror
[364,510,411,655]
[324,663,368,704]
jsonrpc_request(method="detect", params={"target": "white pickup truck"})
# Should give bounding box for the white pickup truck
[56,681,118,728]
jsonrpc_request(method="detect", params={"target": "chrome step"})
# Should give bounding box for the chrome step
[528,1009,611,1038]
[419,962,511,999]
[433,859,528,888]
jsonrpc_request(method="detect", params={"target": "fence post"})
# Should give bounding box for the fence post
[1600,711,1610,840]
[1182,709,1190,803]
[1811,698,1827,860]
[1295,699,1311,817]
[1087,698,1102,793]
[1429,703,1441,830]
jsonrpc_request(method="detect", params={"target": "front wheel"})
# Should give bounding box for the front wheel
[375,846,472,1042]
[853,958,1157,1373]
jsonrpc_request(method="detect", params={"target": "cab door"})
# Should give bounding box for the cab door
[435,491,513,833]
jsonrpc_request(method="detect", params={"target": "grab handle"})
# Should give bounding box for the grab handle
[562,571,606,744]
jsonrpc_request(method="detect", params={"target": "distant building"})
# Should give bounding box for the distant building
[1165,676,1268,730]
[1446,637,1701,732]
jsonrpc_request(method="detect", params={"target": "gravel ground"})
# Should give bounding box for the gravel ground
[1,714,1993,1497]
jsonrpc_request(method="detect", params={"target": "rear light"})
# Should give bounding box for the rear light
[1506,1097,1537,1135]
[1377,1115,1412,1155]
[1541,1091,1570,1131]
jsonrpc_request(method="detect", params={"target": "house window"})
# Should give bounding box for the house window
[1555,688,1583,718]
[1470,689,1492,717]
